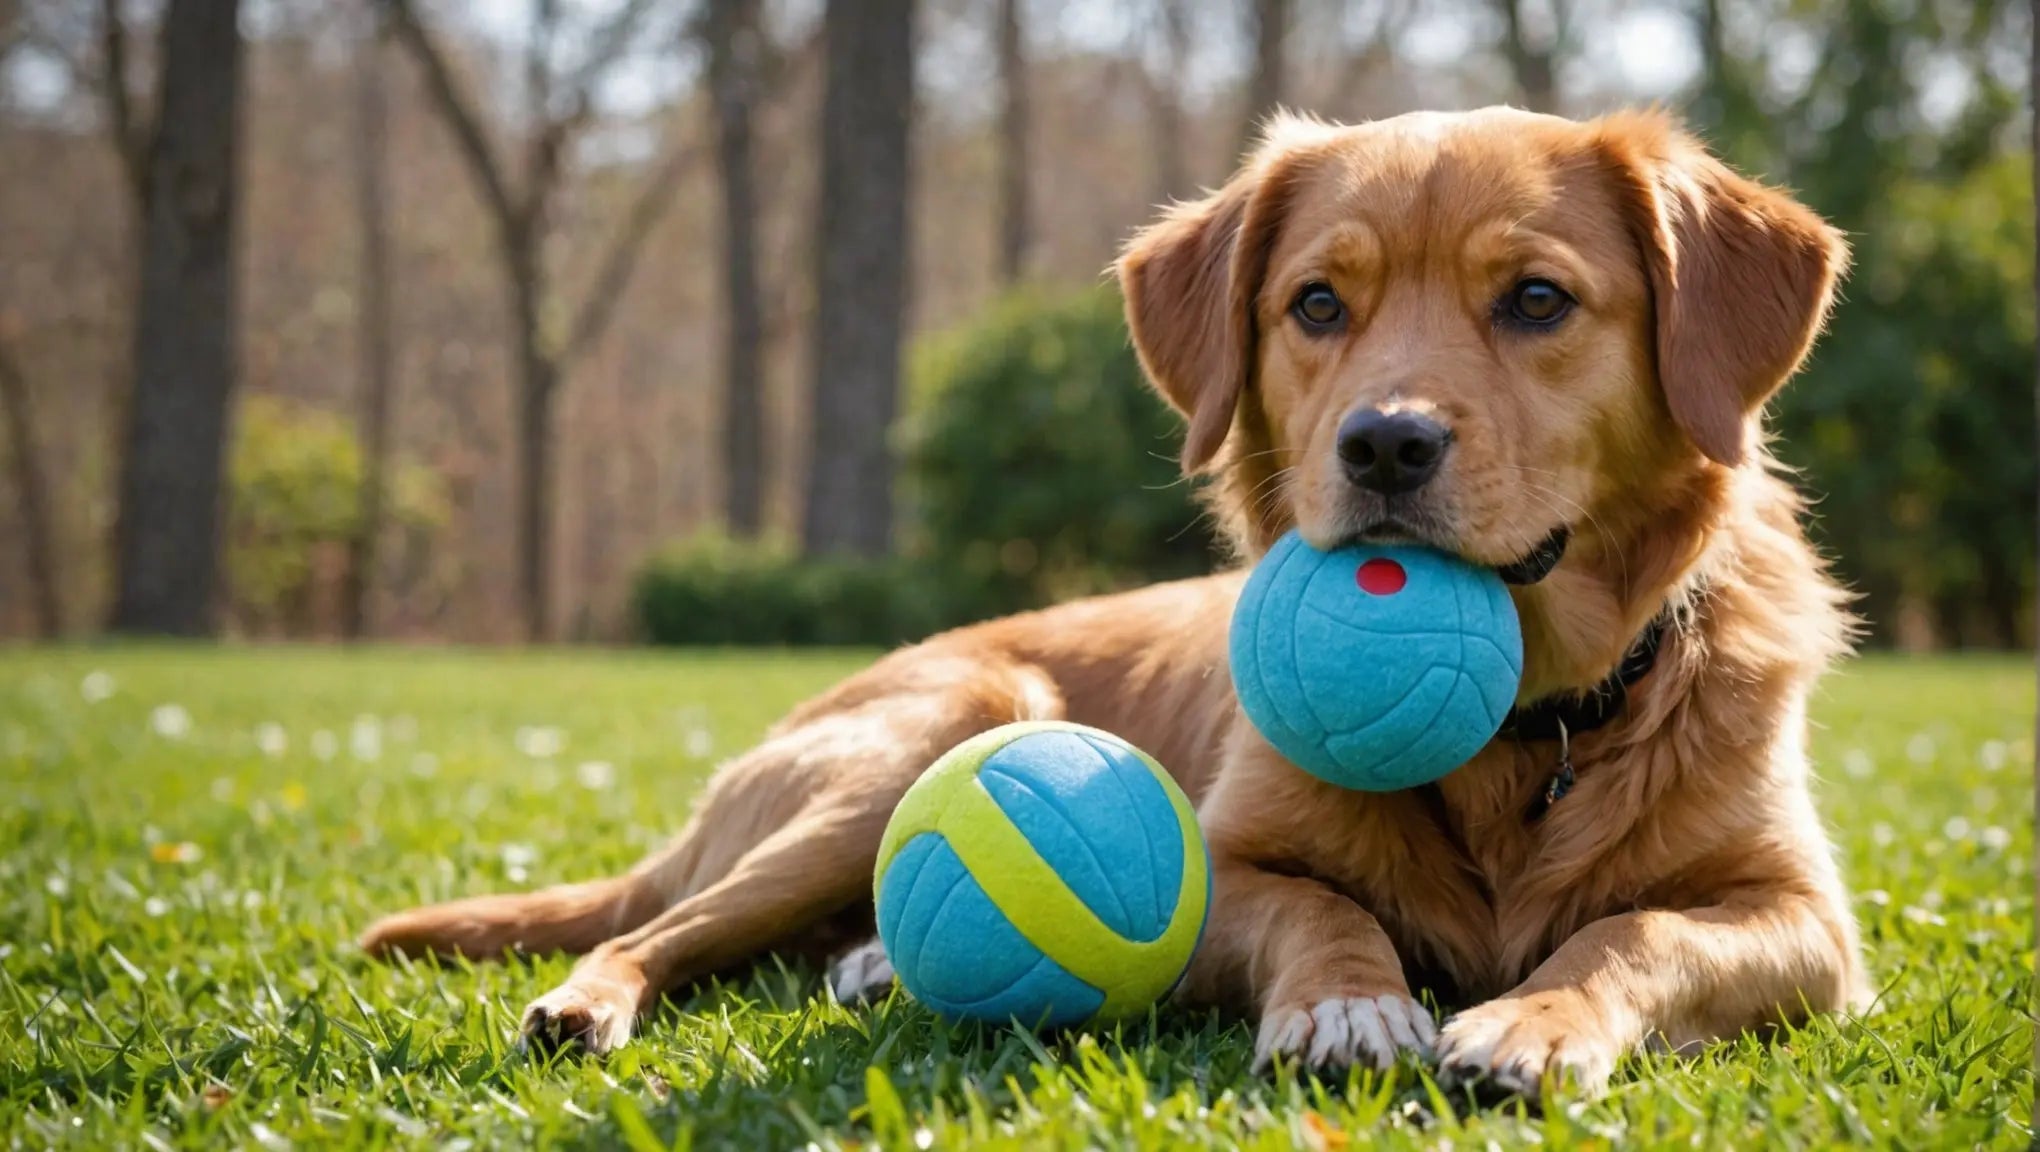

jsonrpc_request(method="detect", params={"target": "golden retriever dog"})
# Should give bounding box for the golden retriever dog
[362,106,1865,1096]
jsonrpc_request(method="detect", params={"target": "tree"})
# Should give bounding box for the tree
[1236,0,1289,158]
[994,0,1029,285]
[801,0,914,557]
[705,0,767,537]
[0,339,60,637]
[1493,0,1566,114]
[382,0,701,639]
[1141,0,1192,202]
[106,0,246,636]
[345,5,394,640]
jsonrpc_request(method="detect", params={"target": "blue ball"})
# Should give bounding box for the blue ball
[873,723,1210,1027]
[1229,531,1524,791]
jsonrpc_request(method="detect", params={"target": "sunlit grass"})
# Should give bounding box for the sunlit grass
[1,646,2031,1148]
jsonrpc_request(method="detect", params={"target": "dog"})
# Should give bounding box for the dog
[361,106,1865,1096]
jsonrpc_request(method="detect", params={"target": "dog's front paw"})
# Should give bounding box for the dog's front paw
[829,938,896,1004]
[1255,994,1436,1072]
[1436,993,1619,1097]
[521,973,639,1056]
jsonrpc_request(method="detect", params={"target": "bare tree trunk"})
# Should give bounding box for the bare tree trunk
[509,240,557,640]
[707,0,766,536]
[1495,0,1561,114]
[1143,0,1190,202]
[802,0,914,557]
[345,9,394,641]
[0,344,61,637]
[1236,0,1289,158]
[109,0,244,637]
[385,0,698,640]
[994,0,1029,285]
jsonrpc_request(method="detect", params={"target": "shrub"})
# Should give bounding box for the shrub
[227,395,449,634]
[899,286,1219,616]
[632,531,950,647]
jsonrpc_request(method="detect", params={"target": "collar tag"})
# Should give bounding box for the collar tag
[1528,718,1575,822]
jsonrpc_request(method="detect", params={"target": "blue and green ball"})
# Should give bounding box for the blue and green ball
[873,722,1210,1027]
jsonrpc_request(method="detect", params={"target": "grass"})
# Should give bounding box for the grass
[0,645,2031,1150]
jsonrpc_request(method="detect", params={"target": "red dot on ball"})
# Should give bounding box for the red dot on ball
[1356,558,1407,596]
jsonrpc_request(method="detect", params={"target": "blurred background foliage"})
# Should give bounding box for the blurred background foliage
[227,396,453,636]
[0,0,2029,648]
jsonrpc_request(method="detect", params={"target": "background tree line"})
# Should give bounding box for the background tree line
[0,0,2029,648]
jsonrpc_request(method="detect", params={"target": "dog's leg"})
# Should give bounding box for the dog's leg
[515,672,1060,1054]
[1435,887,1861,1096]
[1183,855,1435,1072]
[357,735,813,961]
[359,648,1061,968]
[828,938,896,1003]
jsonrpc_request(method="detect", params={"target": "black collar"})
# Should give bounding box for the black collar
[1498,611,1672,744]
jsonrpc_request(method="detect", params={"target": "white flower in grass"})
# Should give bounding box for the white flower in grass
[1979,825,2012,852]
[576,760,616,790]
[1841,749,1874,779]
[1979,740,2008,772]
[150,705,192,740]
[144,897,170,917]
[80,671,115,703]
[309,730,338,762]
[1869,823,1895,847]
[1859,889,1890,906]
[515,726,566,759]
[684,727,714,760]
[1942,817,1971,842]
[254,723,288,758]
[44,875,68,898]
[502,842,538,884]
[1901,905,1946,927]
[1905,733,1936,765]
[350,715,383,762]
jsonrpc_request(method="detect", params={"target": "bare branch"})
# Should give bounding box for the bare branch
[99,0,150,201]
[558,0,661,102]
[381,0,522,230]
[561,130,705,365]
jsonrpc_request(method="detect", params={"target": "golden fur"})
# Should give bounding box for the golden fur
[361,107,1864,1094]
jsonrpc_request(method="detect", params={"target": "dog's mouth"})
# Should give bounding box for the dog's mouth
[1350,518,1572,586]
[1495,526,1571,586]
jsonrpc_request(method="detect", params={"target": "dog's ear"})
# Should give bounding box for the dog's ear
[1602,116,1849,466]
[1117,122,1320,473]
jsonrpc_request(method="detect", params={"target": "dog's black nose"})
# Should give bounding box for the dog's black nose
[1337,409,1451,495]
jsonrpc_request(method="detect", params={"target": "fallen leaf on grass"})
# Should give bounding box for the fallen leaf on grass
[1301,1111,1349,1151]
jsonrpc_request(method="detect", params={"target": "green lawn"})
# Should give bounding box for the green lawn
[0,647,2031,1149]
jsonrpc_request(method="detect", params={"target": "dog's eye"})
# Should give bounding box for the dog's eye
[1502,279,1574,327]
[1291,283,1346,331]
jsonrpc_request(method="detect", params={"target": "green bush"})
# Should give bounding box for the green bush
[634,288,1220,647]
[899,286,1219,615]
[227,395,449,634]
[632,531,951,647]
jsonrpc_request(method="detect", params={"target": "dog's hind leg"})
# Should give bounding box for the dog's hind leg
[517,666,1060,1053]
[359,650,1057,968]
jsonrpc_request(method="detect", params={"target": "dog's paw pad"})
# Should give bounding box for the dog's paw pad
[521,984,634,1057]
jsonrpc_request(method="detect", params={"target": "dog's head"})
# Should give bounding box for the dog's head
[1118,108,1846,693]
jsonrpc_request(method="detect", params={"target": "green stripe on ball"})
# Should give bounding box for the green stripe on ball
[874,721,1210,1022]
